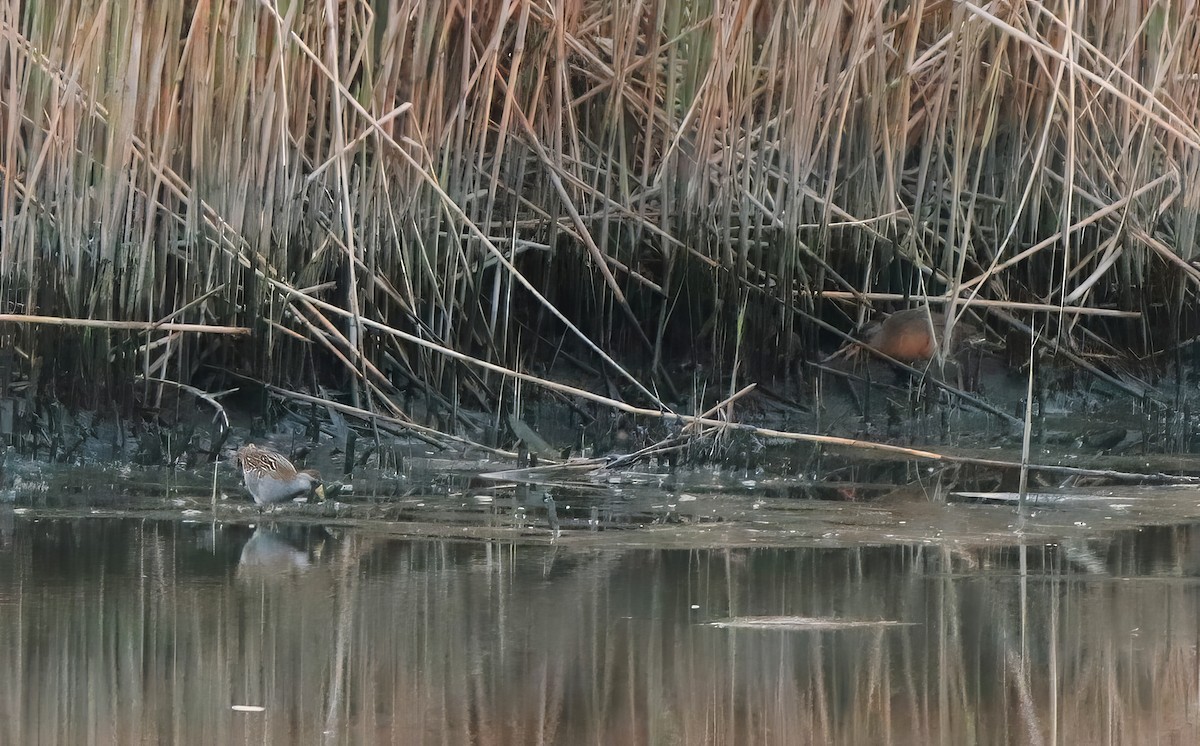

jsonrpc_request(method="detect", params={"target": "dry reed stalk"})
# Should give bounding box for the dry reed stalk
[816,294,1143,318]
[3,0,1199,443]
[255,0,669,410]
[0,315,249,335]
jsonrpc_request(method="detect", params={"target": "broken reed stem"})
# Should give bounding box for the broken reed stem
[0,315,250,335]
[682,383,758,434]
[283,299,392,389]
[263,383,515,458]
[138,376,232,429]
[603,385,764,469]
[603,437,693,470]
[816,295,1142,318]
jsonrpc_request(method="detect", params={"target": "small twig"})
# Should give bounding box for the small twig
[138,376,232,429]
[261,383,508,457]
[682,384,758,434]
[604,435,696,470]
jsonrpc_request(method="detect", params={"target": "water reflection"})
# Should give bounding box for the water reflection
[0,517,1198,743]
[237,527,321,578]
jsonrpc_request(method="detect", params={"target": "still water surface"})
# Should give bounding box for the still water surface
[1,512,1199,744]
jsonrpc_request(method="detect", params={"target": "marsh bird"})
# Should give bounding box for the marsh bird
[235,444,325,505]
[857,307,981,363]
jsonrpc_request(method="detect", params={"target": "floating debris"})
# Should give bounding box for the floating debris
[707,616,915,630]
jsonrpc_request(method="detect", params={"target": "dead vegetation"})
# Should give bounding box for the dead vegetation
[1,1,1198,462]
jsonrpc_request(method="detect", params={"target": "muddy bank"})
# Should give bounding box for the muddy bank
[2,348,1200,553]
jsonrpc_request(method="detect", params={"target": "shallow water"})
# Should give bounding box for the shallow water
[2,508,1199,744]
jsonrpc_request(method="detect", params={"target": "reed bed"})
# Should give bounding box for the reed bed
[1,0,1197,443]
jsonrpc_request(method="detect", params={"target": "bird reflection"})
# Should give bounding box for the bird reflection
[0,506,13,550]
[237,527,320,579]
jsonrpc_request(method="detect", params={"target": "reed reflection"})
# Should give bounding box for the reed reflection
[0,519,1197,743]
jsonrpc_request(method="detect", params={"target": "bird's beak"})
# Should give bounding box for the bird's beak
[314,484,327,501]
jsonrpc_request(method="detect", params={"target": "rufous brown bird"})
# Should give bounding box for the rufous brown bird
[858,307,980,363]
